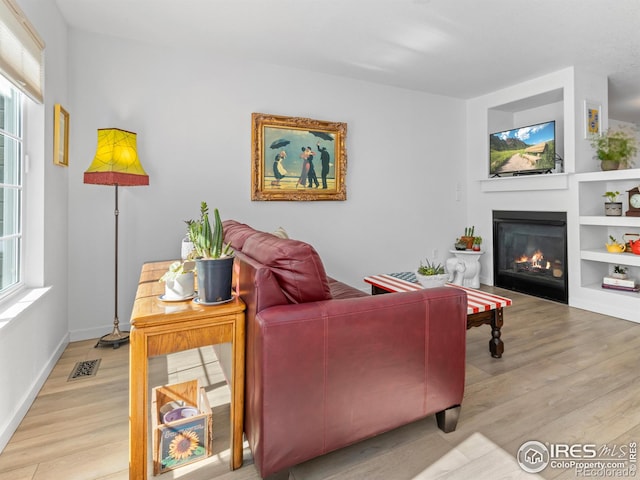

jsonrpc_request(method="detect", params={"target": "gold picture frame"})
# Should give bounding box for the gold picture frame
[251,113,347,201]
[584,100,601,139]
[53,103,69,166]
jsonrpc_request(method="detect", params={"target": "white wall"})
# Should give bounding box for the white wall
[0,0,70,452]
[66,30,467,340]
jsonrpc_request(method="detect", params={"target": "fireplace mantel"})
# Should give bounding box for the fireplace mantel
[480,173,569,192]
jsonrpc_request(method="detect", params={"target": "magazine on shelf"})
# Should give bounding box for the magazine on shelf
[601,283,640,293]
[602,276,636,288]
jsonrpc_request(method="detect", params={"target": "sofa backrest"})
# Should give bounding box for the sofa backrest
[223,220,332,308]
[223,220,258,251]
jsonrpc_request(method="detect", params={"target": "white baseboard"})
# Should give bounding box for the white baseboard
[0,333,69,453]
[69,322,131,342]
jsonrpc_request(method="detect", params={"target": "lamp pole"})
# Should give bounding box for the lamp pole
[95,184,129,348]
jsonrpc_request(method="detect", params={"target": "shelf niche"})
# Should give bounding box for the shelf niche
[484,88,565,191]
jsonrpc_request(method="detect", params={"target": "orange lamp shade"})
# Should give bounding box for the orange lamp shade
[84,128,149,186]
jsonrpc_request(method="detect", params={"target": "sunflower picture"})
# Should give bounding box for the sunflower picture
[159,421,208,471]
[168,431,199,460]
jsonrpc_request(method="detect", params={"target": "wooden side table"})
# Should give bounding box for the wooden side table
[129,260,246,479]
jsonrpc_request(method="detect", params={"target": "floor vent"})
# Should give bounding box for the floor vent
[68,359,101,381]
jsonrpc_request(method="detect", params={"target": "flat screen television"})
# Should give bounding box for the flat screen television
[489,121,555,176]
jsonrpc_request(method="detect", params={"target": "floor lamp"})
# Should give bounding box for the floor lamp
[84,128,149,348]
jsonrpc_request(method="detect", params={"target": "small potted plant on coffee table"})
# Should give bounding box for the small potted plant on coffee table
[415,259,449,288]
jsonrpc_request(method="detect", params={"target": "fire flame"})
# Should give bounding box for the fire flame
[517,250,550,269]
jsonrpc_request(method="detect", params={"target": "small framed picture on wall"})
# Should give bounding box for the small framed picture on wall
[53,103,69,166]
[584,100,601,138]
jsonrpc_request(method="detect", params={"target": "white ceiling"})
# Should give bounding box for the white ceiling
[55,0,640,124]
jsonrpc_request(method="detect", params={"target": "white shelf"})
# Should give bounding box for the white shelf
[574,169,640,182]
[582,282,640,299]
[580,249,640,267]
[574,170,640,321]
[579,216,640,227]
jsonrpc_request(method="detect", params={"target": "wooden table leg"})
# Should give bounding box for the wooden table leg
[129,328,148,480]
[466,309,504,359]
[231,317,245,470]
[489,307,504,358]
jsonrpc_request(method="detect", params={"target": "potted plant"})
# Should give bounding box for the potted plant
[589,126,639,170]
[472,236,482,251]
[415,259,448,288]
[602,191,623,216]
[611,265,628,279]
[185,202,234,304]
[605,235,625,253]
[159,260,196,300]
[454,238,467,250]
[460,226,475,250]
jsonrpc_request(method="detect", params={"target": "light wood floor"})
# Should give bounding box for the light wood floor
[1,287,639,480]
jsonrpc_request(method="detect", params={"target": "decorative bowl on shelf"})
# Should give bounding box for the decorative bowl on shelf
[415,272,449,288]
[605,243,626,253]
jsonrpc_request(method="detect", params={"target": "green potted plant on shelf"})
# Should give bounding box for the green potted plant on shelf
[415,259,448,288]
[589,126,639,170]
[472,236,482,251]
[454,238,467,250]
[611,265,628,279]
[602,191,623,216]
[185,202,234,304]
[460,226,475,249]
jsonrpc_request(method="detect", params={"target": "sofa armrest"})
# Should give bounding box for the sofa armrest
[247,287,467,476]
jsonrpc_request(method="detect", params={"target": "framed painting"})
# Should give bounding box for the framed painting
[584,100,601,138]
[251,113,347,201]
[53,103,69,166]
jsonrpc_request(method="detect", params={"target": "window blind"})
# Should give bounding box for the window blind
[0,0,44,103]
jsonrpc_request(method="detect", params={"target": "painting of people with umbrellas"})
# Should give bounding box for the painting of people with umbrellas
[251,113,347,201]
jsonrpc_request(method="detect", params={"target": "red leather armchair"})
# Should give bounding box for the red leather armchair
[219,221,467,477]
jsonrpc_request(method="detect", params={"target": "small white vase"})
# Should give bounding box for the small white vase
[164,272,195,299]
[181,236,195,260]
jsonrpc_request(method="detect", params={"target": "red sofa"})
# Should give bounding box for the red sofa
[217,220,467,477]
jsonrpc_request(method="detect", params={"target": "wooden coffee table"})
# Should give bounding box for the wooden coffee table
[364,273,512,358]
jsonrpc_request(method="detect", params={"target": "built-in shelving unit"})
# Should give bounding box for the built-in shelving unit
[573,169,640,322]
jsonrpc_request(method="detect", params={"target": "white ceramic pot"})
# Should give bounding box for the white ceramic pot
[415,272,449,288]
[164,272,195,300]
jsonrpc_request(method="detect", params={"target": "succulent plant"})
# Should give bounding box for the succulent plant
[417,259,445,276]
[185,202,232,259]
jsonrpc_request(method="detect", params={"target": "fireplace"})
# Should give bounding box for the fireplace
[493,210,568,303]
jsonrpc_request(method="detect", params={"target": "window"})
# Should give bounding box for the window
[0,75,22,296]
